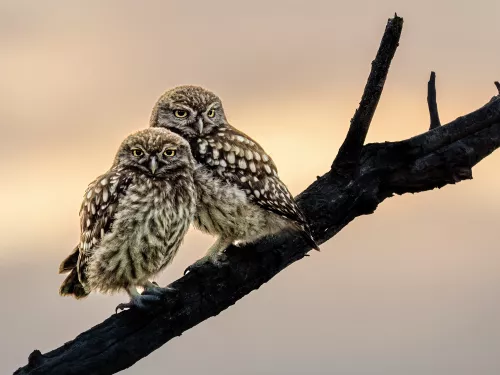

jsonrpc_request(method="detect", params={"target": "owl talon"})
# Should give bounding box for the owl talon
[142,282,177,297]
[115,294,162,314]
[184,253,228,275]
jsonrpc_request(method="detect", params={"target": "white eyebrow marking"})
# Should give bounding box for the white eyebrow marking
[161,145,178,153]
[206,102,219,111]
[131,145,147,152]
[173,104,193,111]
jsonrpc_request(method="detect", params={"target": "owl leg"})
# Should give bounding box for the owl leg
[184,237,234,274]
[115,286,162,313]
[142,280,177,297]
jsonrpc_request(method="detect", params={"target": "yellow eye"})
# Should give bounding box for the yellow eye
[132,149,144,157]
[207,109,215,118]
[164,149,176,157]
[174,110,188,118]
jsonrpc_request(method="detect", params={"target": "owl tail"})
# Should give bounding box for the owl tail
[59,246,89,299]
[59,246,79,274]
[59,269,89,299]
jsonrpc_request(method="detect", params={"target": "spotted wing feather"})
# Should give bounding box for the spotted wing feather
[76,169,132,286]
[193,126,318,249]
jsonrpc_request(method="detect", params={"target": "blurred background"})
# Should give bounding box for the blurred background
[1,0,500,374]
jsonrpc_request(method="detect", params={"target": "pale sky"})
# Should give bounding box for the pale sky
[1,1,500,374]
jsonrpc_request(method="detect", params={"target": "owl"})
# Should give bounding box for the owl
[150,85,319,271]
[58,127,197,311]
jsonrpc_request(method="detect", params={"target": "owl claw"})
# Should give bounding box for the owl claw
[184,253,228,275]
[142,283,177,297]
[115,294,162,314]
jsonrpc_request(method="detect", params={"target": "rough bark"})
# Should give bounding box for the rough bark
[14,14,500,375]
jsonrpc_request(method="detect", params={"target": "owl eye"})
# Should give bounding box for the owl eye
[132,149,144,157]
[174,110,188,118]
[207,109,216,118]
[164,149,176,157]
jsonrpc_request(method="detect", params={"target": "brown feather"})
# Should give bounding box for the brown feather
[59,269,89,299]
[58,246,79,274]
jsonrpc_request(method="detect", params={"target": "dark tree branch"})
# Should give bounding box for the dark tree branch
[428,71,441,129]
[14,15,500,375]
[495,81,500,94]
[332,14,403,176]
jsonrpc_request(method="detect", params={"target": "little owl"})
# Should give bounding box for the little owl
[149,85,318,272]
[58,127,197,311]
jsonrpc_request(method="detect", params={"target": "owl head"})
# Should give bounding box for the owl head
[114,128,194,177]
[149,85,228,140]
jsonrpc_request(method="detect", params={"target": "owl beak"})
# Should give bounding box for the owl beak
[197,117,204,135]
[149,156,158,175]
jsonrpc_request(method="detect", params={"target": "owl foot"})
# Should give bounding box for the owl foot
[142,281,177,297]
[115,294,162,313]
[184,253,228,275]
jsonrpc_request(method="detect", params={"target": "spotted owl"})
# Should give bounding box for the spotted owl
[58,127,197,311]
[149,85,319,270]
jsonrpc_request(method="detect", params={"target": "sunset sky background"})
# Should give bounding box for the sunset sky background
[2,1,500,374]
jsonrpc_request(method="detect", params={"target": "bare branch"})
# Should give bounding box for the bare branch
[427,71,441,129]
[495,81,500,95]
[332,14,403,175]
[13,14,500,375]
[405,99,500,158]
